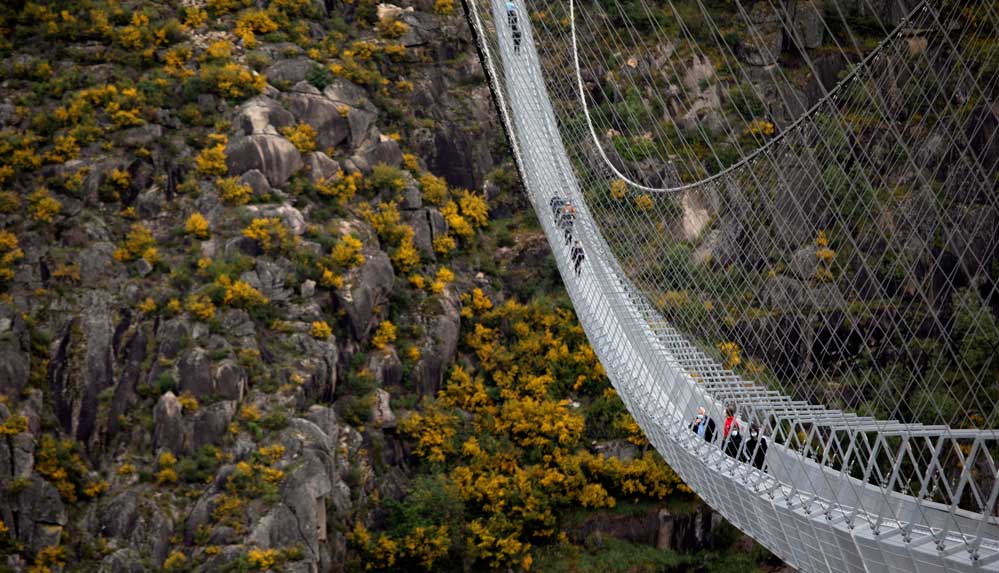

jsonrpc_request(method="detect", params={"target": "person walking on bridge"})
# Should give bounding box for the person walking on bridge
[571,240,584,275]
[723,406,741,458]
[741,423,767,470]
[559,201,576,245]
[690,407,715,443]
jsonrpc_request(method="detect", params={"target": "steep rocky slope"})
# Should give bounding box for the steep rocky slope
[0,0,791,572]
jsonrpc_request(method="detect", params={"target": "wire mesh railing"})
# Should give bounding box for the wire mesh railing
[464,0,999,568]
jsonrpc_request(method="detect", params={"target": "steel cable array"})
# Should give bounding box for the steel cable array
[463,0,999,569]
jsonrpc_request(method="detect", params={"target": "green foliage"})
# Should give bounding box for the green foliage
[176,446,221,484]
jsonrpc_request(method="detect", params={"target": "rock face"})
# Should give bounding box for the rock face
[226,134,304,186]
[336,249,396,340]
[48,292,117,446]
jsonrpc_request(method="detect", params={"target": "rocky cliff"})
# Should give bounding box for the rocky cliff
[0,0,791,572]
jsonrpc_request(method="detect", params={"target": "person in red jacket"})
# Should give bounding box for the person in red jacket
[723,406,741,458]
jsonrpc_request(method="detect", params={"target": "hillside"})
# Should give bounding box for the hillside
[0,0,789,572]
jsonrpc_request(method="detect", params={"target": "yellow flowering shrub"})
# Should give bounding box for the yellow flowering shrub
[717,341,741,370]
[196,134,229,176]
[216,176,252,205]
[163,550,187,571]
[205,39,234,60]
[200,62,266,100]
[215,275,269,308]
[234,8,279,47]
[242,218,296,254]
[458,190,489,228]
[372,320,396,349]
[419,173,448,205]
[186,293,216,321]
[432,235,456,257]
[377,16,409,39]
[609,178,627,200]
[391,227,420,273]
[247,548,278,569]
[156,451,178,485]
[0,413,28,436]
[138,297,157,313]
[634,193,654,211]
[310,320,332,339]
[435,0,456,14]
[0,230,24,283]
[331,235,365,268]
[113,223,156,263]
[185,212,210,239]
[178,393,199,412]
[280,122,317,153]
[35,434,106,503]
[28,188,62,223]
[441,201,473,240]
[316,170,361,204]
[398,404,458,462]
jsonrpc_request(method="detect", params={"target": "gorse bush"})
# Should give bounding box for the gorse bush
[381,296,689,570]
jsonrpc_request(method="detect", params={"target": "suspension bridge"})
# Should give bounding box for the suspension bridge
[463,0,999,570]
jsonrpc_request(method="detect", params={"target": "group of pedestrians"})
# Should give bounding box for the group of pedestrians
[550,196,585,275]
[689,405,768,470]
[506,1,522,53]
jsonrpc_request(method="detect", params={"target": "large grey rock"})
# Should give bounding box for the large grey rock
[265,57,318,87]
[738,3,782,66]
[116,124,163,148]
[760,276,805,310]
[178,348,213,398]
[0,304,29,397]
[789,245,819,281]
[284,92,350,150]
[323,79,376,112]
[240,169,272,196]
[89,490,173,564]
[234,96,295,136]
[294,335,338,402]
[78,241,122,287]
[7,477,67,554]
[403,209,435,259]
[277,418,338,564]
[413,291,461,395]
[153,391,186,453]
[226,134,303,187]
[336,249,395,340]
[354,134,403,171]
[191,400,237,450]
[790,0,825,49]
[48,291,117,445]
[304,151,340,183]
[771,150,827,249]
[242,259,293,304]
[214,361,247,402]
[371,388,397,429]
[99,549,147,573]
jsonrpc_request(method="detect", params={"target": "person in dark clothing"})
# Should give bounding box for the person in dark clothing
[505,1,521,52]
[571,240,584,275]
[689,407,715,443]
[723,406,741,458]
[560,202,576,245]
[549,196,565,219]
[741,423,768,470]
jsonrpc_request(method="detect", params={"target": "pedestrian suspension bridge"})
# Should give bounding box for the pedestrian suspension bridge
[464,0,999,570]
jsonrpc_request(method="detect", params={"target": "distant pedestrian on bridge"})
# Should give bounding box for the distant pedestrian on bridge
[559,201,576,245]
[741,423,768,471]
[723,406,741,458]
[690,407,715,443]
[571,240,584,275]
